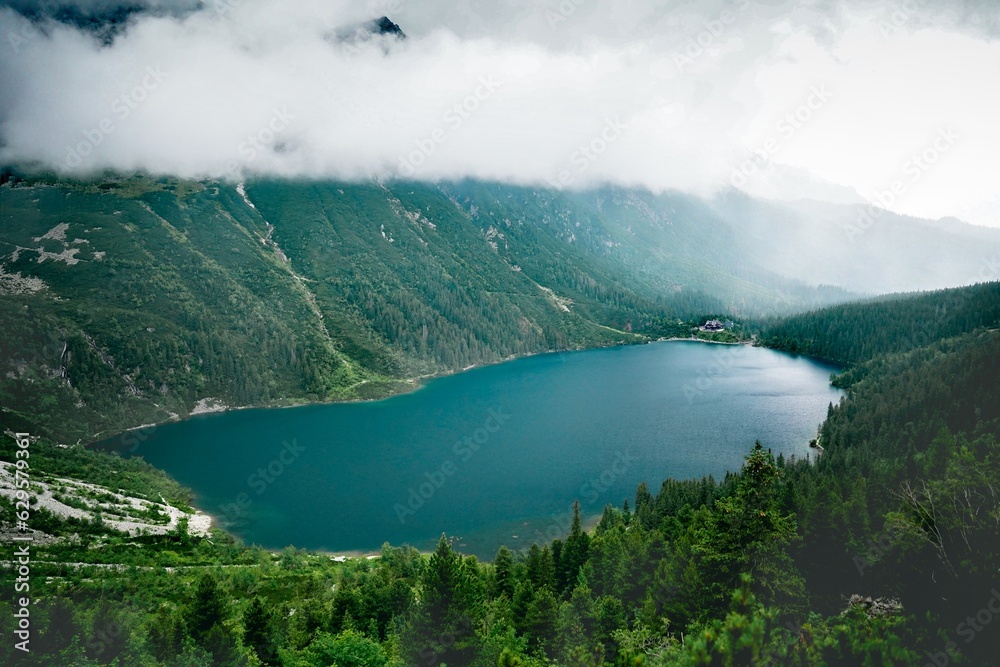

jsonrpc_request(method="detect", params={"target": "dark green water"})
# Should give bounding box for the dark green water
[99,341,843,558]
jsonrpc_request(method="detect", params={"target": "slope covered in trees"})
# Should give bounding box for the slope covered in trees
[758,281,1000,365]
[2,283,997,665]
[1,174,851,444]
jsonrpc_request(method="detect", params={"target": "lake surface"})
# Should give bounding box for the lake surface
[99,341,843,559]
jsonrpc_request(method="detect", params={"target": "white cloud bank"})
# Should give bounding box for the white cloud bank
[1,0,998,226]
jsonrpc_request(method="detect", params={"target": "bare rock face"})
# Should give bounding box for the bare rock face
[844,594,903,618]
[333,16,407,46]
[366,16,406,38]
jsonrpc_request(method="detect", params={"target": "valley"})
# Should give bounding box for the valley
[3,174,995,448]
[2,1,999,663]
[1,175,999,666]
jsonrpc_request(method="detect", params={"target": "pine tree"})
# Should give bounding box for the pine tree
[560,500,591,596]
[204,624,243,667]
[423,534,465,617]
[402,535,477,665]
[525,587,559,658]
[711,442,807,615]
[526,543,556,591]
[85,600,127,663]
[147,605,186,662]
[243,597,276,665]
[634,482,656,529]
[493,545,515,599]
[596,503,620,534]
[189,573,226,646]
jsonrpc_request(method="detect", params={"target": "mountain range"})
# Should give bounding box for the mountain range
[1,173,997,443]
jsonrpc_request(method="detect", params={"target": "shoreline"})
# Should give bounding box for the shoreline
[244,510,610,564]
[93,335,757,447]
[86,335,832,562]
[88,337,660,447]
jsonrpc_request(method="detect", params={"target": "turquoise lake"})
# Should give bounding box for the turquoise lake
[99,341,843,559]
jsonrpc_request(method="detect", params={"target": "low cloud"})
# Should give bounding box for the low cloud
[1,0,998,225]
[0,1,202,18]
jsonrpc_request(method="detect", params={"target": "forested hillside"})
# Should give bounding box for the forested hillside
[758,281,1000,365]
[2,280,997,664]
[1,174,852,444]
[3,0,1000,662]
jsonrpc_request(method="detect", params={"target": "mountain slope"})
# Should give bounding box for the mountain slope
[712,191,1000,294]
[757,281,1000,365]
[3,284,998,665]
[2,173,993,444]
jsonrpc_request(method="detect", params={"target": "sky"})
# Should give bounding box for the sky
[1,0,998,227]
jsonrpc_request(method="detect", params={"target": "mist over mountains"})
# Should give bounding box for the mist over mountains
[2,0,999,226]
[711,192,1000,294]
[3,5,1000,666]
